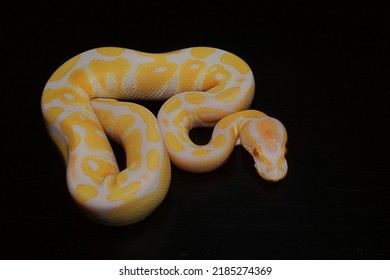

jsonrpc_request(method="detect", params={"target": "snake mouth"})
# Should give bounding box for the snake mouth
[254,158,288,182]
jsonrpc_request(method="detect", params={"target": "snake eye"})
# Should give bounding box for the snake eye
[253,147,259,158]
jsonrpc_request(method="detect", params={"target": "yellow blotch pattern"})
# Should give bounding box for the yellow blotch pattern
[173,110,193,143]
[163,97,182,113]
[217,114,241,129]
[106,154,170,225]
[134,54,177,94]
[41,47,261,225]
[147,149,160,171]
[217,110,266,130]
[60,112,108,152]
[60,116,80,151]
[129,105,160,142]
[173,109,192,128]
[185,92,206,104]
[45,107,64,124]
[81,155,118,185]
[109,171,128,189]
[104,148,171,224]
[96,47,125,56]
[88,58,131,96]
[213,134,226,148]
[194,107,228,124]
[113,114,135,140]
[107,180,141,202]
[49,54,80,82]
[107,173,171,225]
[191,149,211,157]
[75,184,98,203]
[233,85,255,111]
[240,110,267,119]
[207,83,226,93]
[230,126,237,141]
[68,68,94,98]
[220,53,251,74]
[202,65,231,90]
[42,87,88,106]
[191,47,215,58]
[215,87,240,103]
[239,122,256,147]
[178,60,206,91]
[165,132,184,152]
[178,129,191,143]
[123,129,143,170]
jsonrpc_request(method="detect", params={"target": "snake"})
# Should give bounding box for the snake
[41,47,288,226]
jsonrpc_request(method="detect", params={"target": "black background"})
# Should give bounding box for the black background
[2,2,390,259]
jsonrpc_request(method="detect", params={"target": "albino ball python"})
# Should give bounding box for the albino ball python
[41,47,288,226]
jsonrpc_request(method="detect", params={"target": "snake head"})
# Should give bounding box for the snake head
[241,116,288,182]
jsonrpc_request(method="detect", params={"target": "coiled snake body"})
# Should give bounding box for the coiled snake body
[41,47,288,226]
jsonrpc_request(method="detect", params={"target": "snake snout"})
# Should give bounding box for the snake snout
[253,150,288,182]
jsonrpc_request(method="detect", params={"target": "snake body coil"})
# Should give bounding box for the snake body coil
[41,47,288,226]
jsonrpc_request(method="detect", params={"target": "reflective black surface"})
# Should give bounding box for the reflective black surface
[2,2,390,259]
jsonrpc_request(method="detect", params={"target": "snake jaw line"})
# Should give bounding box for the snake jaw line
[253,154,288,182]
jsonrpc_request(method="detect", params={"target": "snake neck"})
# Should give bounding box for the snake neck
[157,109,268,173]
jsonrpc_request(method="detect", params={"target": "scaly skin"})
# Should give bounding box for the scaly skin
[41,47,288,226]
